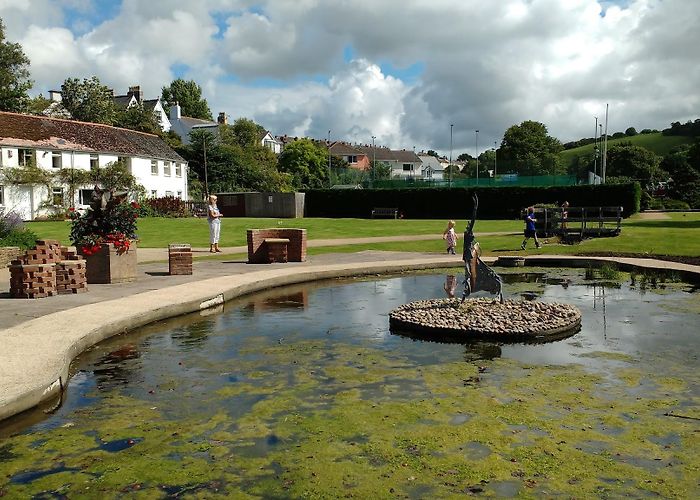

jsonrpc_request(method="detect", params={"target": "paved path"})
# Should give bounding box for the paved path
[135,232,519,263]
[1,237,699,424]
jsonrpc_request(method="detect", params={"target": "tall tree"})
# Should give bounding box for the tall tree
[0,19,33,112]
[184,129,289,195]
[60,76,116,124]
[277,139,329,189]
[221,117,266,148]
[161,78,212,120]
[114,103,161,134]
[500,120,564,176]
[606,143,663,186]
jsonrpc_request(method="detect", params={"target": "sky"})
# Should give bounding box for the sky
[1,0,698,158]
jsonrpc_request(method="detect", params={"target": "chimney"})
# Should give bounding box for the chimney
[217,112,227,125]
[48,90,62,102]
[127,85,143,103]
[170,102,181,121]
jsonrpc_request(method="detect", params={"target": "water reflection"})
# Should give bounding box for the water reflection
[443,275,457,298]
[4,269,699,435]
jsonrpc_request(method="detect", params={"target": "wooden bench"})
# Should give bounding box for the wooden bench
[263,238,290,263]
[371,207,399,219]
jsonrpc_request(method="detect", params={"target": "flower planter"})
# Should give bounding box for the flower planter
[79,242,137,284]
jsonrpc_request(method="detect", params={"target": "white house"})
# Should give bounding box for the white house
[45,86,172,132]
[0,111,188,220]
[260,130,282,154]
[356,146,423,179]
[113,85,171,133]
[168,104,222,145]
[417,153,445,181]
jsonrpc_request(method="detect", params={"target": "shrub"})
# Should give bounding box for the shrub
[143,196,189,217]
[0,209,24,238]
[0,228,38,249]
[69,189,139,255]
[0,209,37,249]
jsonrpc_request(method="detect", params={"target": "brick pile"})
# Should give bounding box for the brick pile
[168,243,193,275]
[8,240,88,298]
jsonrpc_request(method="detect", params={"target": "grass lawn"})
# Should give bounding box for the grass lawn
[27,217,521,248]
[26,213,700,261]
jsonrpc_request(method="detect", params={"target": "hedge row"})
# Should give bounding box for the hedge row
[304,183,641,219]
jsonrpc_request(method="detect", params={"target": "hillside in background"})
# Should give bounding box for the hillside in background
[559,132,696,170]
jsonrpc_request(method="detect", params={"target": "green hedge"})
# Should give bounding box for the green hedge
[304,183,641,219]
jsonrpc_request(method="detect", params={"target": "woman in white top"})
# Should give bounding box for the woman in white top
[207,195,223,252]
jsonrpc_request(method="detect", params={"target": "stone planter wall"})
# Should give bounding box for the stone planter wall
[79,242,138,284]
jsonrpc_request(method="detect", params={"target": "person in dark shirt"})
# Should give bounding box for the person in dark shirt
[521,206,541,250]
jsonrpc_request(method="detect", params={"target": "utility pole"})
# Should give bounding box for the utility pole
[371,135,376,186]
[602,104,609,183]
[203,136,209,198]
[593,116,598,181]
[475,130,479,184]
[327,129,331,188]
[449,124,453,188]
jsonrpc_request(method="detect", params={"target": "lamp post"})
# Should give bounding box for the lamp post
[493,141,497,177]
[593,116,598,180]
[475,130,479,184]
[449,124,453,188]
[371,135,376,186]
[327,129,331,188]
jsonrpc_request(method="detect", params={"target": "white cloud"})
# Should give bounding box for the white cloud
[1,0,698,156]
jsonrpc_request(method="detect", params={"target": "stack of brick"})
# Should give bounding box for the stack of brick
[8,240,87,298]
[168,243,193,275]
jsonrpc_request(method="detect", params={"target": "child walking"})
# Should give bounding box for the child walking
[521,207,541,250]
[443,220,458,255]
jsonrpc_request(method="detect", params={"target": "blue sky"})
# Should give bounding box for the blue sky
[2,0,698,156]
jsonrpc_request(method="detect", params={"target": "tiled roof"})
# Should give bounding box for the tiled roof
[356,146,421,163]
[0,111,185,162]
[181,116,217,128]
[329,142,366,156]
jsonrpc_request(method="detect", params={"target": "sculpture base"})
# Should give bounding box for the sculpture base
[390,298,581,343]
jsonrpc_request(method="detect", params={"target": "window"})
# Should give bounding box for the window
[90,154,99,170]
[52,187,64,206]
[151,160,158,175]
[402,163,413,171]
[150,190,157,197]
[18,149,33,166]
[164,161,171,176]
[175,162,182,177]
[165,191,173,197]
[346,155,357,163]
[177,191,182,199]
[52,151,62,169]
[0,185,4,205]
[79,189,94,205]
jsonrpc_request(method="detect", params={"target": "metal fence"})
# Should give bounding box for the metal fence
[369,175,580,189]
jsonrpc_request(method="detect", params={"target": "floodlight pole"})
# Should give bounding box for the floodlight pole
[449,124,453,188]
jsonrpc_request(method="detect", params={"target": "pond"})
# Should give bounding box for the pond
[1,267,699,498]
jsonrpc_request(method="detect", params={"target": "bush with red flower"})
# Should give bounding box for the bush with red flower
[69,187,139,255]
